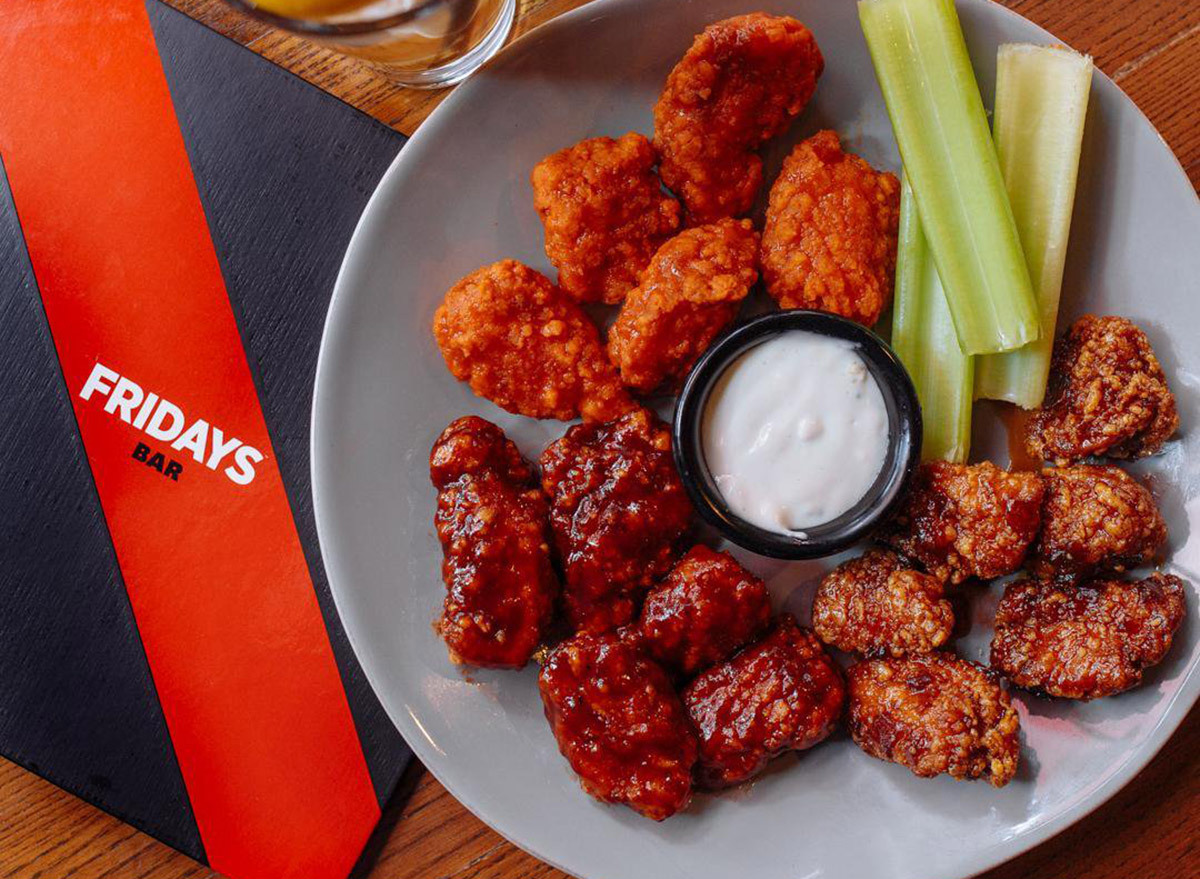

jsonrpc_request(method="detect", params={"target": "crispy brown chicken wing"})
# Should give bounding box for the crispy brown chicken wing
[1033,464,1167,579]
[880,461,1044,585]
[813,549,953,658]
[637,544,772,678]
[430,417,558,668]
[653,13,824,224]
[532,132,682,304]
[761,130,901,326]
[607,218,760,393]
[539,631,698,820]
[990,574,1186,700]
[433,260,636,422]
[539,409,692,633]
[847,653,1020,787]
[1025,315,1178,464]
[682,615,844,788]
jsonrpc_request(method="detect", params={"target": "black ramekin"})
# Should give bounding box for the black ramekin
[673,310,922,560]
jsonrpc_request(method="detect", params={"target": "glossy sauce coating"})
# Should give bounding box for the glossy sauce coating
[637,545,772,678]
[761,130,901,326]
[990,574,1186,700]
[812,549,953,657]
[607,218,760,393]
[847,653,1020,787]
[682,615,845,788]
[430,417,557,668]
[1025,315,1178,463]
[1033,464,1167,579]
[532,132,681,304]
[539,410,692,633]
[880,461,1044,585]
[653,13,824,223]
[538,632,698,820]
[433,260,635,422]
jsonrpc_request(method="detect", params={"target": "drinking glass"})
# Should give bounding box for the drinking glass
[225,0,517,89]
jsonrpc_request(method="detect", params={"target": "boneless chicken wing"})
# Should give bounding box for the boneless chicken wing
[880,461,1044,585]
[847,653,1020,787]
[539,632,698,820]
[1032,464,1167,579]
[430,417,558,668]
[761,130,901,326]
[540,409,692,634]
[812,549,953,657]
[653,13,824,224]
[682,615,844,788]
[607,218,760,393]
[433,260,636,422]
[1025,315,1178,464]
[637,544,772,677]
[990,574,1186,700]
[531,132,682,304]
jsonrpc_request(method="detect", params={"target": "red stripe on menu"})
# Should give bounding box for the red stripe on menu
[0,3,380,878]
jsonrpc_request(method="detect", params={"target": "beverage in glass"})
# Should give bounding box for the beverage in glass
[226,0,517,88]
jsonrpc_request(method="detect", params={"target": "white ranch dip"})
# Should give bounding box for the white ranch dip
[701,331,889,534]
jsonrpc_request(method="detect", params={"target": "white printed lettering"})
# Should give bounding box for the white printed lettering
[206,426,243,470]
[79,362,118,401]
[225,445,264,486]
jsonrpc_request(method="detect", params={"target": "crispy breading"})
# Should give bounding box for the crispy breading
[653,13,824,224]
[430,417,558,668]
[637,544,771,678]
[813,549,953,657]
[539,632,698,820]
[880,461,1044,585]
[990,574,1186,700]
[532,132,682,304]
[607,218,759,393]
[847,653,1020,787]
[433,260,636,422]
[1033,465,1167,579]
[1025,315,1178,463]
[761,130,901,325]
[682,616,844,788]
[539,410,692,634]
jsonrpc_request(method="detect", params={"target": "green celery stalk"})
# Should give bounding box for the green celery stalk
[859,0,1039,356]
[892,174,973,463]
[975,43,1093,407]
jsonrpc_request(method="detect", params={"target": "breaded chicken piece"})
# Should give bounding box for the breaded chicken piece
[607,219,759,393]
[539,632,698,820]
[813,549,953,658]
[653,13,824,224]
[880,461,1044,585]
[433,260,636,422]
[991,574,1186,700]
[637,544,771,678]
[1033,465,1167,579]
[532,132,682,304]
[683,615,844,788]
[1025,315,1178,464]
[847,653,1020,787]
[540,409,692,634]
[430,417,558,668]
[761,130,901,326]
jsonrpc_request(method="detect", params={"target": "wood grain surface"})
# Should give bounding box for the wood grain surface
[2,1,1197,878]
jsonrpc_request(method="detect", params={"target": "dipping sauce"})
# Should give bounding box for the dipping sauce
[701,331,889,534]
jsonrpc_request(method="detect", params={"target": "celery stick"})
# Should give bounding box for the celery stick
[892,174,973,463]
[975,44,1093,407]
[859,0,1039,356]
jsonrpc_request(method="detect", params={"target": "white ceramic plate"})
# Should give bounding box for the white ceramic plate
[312,1,1200,877]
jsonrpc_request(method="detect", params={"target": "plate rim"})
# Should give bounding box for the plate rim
[311,1,1200,876]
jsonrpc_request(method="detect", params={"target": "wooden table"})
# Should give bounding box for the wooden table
[2,1,1198,878]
